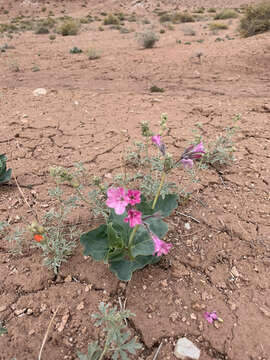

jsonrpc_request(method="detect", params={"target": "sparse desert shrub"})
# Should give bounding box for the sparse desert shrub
[192,7,205,14]
[86,48,101,60]
[49,34,56,40]
[103,14,120,25]
[119,27,130,34]
[139,30,159,48]
[239,2,270,37]
[35,25,49,34]
[172,12,195,23]
[208,7,217,13]
[209,22,228,30]
[160,28,165,33]
[59,19,80,36]
[150,85,164,93]
[159,13,172,23]
[214,9,238,20]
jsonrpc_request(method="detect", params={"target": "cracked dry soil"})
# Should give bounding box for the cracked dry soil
[0,0,270,359]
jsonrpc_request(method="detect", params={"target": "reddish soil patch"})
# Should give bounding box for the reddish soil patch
[0,1,270,359]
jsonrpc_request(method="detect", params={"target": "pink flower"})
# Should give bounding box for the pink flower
[152,135,166,155]
[152,135,162,147]
[180,141,205,169]
[124,210,142,228]
[127,190,141,206]
[204,311,218,324]
[151,233,172,257]
[106,187,129,215]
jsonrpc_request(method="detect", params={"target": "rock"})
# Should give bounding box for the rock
[174,338,200,359]
[33,88,47,96]
[0,306,7,312]
[184,222,191,230]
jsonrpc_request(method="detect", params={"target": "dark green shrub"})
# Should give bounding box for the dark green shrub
[150,85,164,93]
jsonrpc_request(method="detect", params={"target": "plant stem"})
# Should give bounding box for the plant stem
[98,339,110,360]
[128,224,139,248]
[75,187,92,207]
[152,171,166,209]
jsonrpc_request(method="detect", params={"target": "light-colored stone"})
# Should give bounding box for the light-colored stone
[33,88,47,96]
[174,338,200,359]
[184,222,191,230]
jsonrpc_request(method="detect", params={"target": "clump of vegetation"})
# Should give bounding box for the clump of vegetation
[214,9,238,20]
[86,48,101,60]
[173,12,195,23]
[209,22,229,30]
[208,7,217,13]
[77,302,142,360]
[138,30,159,48]
[49,34,56,40]
[160,28,165,33]
[159,12,195,23]
[35,25,50,34]
[0,154,12,184]
[192,7,205,14]
[103,14,120,25]
[70,46,83,54]
[59,19,80,36]
[150,85,164,93]
[239,2,270,37]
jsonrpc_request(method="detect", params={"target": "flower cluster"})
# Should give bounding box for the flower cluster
[106,186,172,257]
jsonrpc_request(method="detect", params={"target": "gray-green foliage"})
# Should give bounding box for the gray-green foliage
[196,115,240,167]
[0,154,12,184]
[0,322,7,335]
[77,302,142,360]
[35,186,79,274]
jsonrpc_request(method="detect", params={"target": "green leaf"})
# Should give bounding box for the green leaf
[80,224,108,260]
[0,154,12,184]
[107,223,123,248]
[0,324,7,336]
[109,210,131,246]
[77,341,102,360]
[109,259,133,281]
[109,255,157,281]
[153,194,178,217]
[136,197,153,215]
[130,226,154,257]
[144,217,168,239]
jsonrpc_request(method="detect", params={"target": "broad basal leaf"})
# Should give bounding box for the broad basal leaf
[80,224,108,260]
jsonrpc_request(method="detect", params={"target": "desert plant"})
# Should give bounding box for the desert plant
[70,46,83,54]
[209,22,228,30]
[0,154,12,184]
[86,48,101,60]
[239,2,270,37]
[138,30,159,48]
[214,9,238,20]
[35,25,49,34]
[172,12,195,23]
[77,302,141,360]
[59,19,80,36]
[208,7,217,13]
[150,85,164,93]
[80,117,206,281]
[103,14,120,25]
[0,322,7,335]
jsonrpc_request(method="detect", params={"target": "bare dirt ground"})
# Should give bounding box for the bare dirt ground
[0,0,270,359]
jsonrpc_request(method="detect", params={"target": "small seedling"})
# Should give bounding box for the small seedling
[0,154,12,184]
[77,302,142,360]
[0,322,7,335]
[70,46,83,54]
